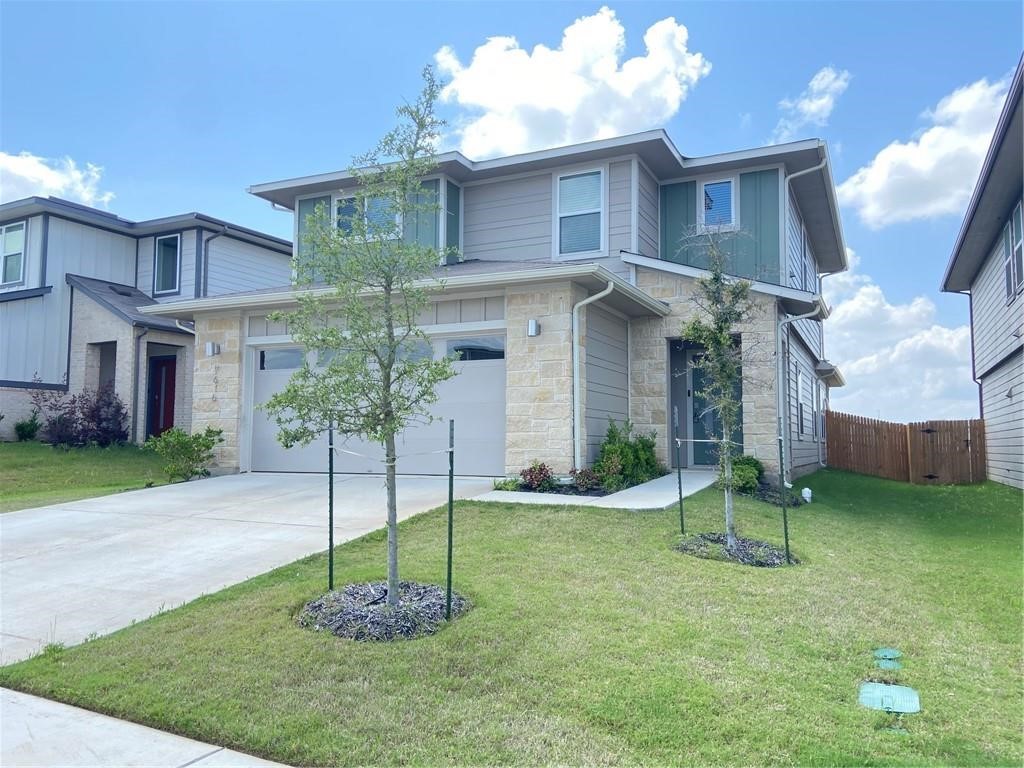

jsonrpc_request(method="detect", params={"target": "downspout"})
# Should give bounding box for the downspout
[202,226,229,298]
[572,281,615,470]
[132,327,149,443]
[776,303,823,483]
[962,288,983,417]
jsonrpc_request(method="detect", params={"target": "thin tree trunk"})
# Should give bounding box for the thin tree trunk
[385,430,399,607]
[723,445,736,549]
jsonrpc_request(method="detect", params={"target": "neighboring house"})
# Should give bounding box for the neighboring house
[141,130,847,480]
[942,59,1024,489]
[0,197,291,442]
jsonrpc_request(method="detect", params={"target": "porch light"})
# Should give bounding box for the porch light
[527,319,541,337]
[204,341,221,357]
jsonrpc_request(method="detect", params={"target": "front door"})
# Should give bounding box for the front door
[686,350,743,466]
[147,356,176,438]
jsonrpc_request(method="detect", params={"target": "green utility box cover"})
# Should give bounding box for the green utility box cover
[874,647,902,660]
[876,658,902,670]
[858,682,920,714]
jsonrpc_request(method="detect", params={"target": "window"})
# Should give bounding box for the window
[557,170,603,256]
[153,235,180,294]
[1,221,25,286]
[795,368,805,438]
[1011,201,1023,299]
[335,195,400,238]
[259,347,305,371]
[447,335,505,361]
[296,196,330,261]
[445,180,461,252]
[818,382,827,442]
[699,179,735,229]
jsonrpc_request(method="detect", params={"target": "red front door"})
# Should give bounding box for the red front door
[148,356,176,438]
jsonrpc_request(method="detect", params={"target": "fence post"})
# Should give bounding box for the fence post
[904,423,913,484]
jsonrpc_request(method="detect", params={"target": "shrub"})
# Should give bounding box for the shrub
[492,478,520,491]
[29,384,128,447]
[593,419,662,492]
[733,454,765,481]
[519,460,555,492]
[570,468,601,492]
[731,463,760,494]
[14,412,40,442]
[145,427,224,482]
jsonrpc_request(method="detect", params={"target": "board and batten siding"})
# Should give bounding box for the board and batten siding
[659,169,781,286]
[980,348,1023,488]
[205,236,291,296]
[1,217,136,385]
[785,193,824,359]
[970,208,1024,378]
[584,305,629,465]
[787,331,823,478]
[637,163,659,259]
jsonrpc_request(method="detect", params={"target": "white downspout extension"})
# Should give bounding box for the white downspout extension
[572,281,615,471]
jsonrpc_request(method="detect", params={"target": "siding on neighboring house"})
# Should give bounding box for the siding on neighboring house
[787,331,823,478]
[584,304,629,464]
[1,217,135,385]
[659,169,781,285]
[971,211,1024,378]
[136,229,198,301]
[205,235,291,296]
[981,348,1023,488]
[785,192,824,359]
[637,163,659,259]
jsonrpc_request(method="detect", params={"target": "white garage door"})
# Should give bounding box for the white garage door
[250,337,506,476]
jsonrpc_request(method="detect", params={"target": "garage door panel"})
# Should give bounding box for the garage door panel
[251,355,505,475]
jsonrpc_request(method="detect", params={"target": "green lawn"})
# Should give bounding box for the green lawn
[1,470,1020,766]
[0,441,166,512]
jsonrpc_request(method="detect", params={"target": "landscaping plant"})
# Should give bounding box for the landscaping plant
[144,427,224,482]
[261,67,456,608]
[570,467,601,493]
[520,460,556,492]
[593,419,662,492]
[29,384,129,447]
[14,412,40,442]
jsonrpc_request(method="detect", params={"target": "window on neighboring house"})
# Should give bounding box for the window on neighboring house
[700,178,735,229]
[153,234,180,294]
[1,221,26,286]
[557,170,603,256]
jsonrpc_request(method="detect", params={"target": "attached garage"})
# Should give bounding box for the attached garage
[249,335,506,476]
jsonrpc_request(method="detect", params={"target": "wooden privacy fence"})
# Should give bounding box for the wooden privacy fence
[826,411,987,485]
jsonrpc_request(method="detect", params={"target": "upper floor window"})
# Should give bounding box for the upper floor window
[154,234,180,295]
[1004,200,1023,302]
[557,170,603,256]
[1,221,26,286]
[700,178,736,230]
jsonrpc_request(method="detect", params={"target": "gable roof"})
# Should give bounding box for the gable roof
[0,197,291,254]
[65,274,193,335]
[247,130,847,274]
[942,56,1024,292]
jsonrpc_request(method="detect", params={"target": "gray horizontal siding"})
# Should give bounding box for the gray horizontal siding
[462,173,552,262]
[788,332,823,478]
[609,160,632,257]
[981,349,1023,488]
[585,305,629,465]
[971,201,1024,377]
[205,236,291,297]
[637,163,659,259]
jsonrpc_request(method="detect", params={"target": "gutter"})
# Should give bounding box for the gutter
[572,281,615,470]
[202,226,229,297]
[132,328,149,443]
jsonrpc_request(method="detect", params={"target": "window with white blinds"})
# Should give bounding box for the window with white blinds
[699,178,736,230]
[557,170,603,255]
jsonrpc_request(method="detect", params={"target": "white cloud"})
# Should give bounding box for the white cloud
[837,76,1008,228]
[823,252,977,421]
[0,151,115,208]
[771,66,850,144]
[434,6,711,158]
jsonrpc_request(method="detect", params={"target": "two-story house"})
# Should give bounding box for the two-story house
[0,196,291,442]
[942,58,1023,489]
[140,131,847,481]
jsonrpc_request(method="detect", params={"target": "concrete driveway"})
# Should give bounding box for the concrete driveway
[0,473,492,664]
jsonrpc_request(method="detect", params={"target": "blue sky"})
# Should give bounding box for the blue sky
[1,1,1021,420]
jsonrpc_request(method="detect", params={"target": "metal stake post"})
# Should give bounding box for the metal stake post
[675,428,685,536]
[445,419,454,621]
[328,421,335,591]
[777,433,791,564]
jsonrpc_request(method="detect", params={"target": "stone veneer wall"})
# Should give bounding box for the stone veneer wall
[504,282,586,475]
[0,387,37,440]
[628,266,780,474]
[192,312,244,471]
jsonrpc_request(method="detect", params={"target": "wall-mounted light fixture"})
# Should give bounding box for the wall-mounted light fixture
[527,319,541,337]
[205,341,221,357]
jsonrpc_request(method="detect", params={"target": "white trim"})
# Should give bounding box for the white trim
[0,219,27,288]
[553,165,608,261]
[153,233,181,295]
[697,175,739,233]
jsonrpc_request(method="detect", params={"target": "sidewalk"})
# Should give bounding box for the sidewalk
[473,469,717,509]
[1,688,287,768]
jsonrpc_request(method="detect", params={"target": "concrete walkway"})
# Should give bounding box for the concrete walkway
[0,472,492,664]
[474,469,717,509]
[1,688,286,767]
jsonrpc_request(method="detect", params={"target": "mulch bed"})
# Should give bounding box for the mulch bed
[515,485,610,497]
[297,581,469,641]
[675,532,797,567]
[746,482,805,508]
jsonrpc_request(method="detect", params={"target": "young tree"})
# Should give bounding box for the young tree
[680,236,753,549]
[263,67,456,607]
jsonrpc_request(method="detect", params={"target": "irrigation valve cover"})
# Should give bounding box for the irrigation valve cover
[801,488,813,503]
